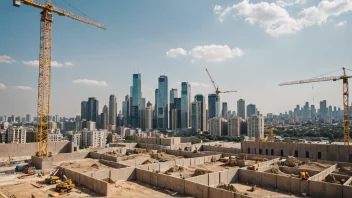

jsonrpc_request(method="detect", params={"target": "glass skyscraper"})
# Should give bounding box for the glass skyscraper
[247,104,256,118]
[157,75,168,129]
[87,97,99,123]
[131,73,142,127]
[181,82,191,128]
[169,88,178,129]
[208,94,220,119]
[195,94,206,131]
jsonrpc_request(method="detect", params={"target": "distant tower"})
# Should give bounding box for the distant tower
[222,102,228,118]
[169,88,178,129]
[87,97,99,122]
[195,94,206,131]
[157,75,168,129]
[181,82,191,128]
[109,95,117,126]
[208,94,220,119]
[246,104,256,118]
[144,101,153,131]
[131,73,142,128]
[101,105,108,129]
[81,101,88,120]
[237,99,245,119]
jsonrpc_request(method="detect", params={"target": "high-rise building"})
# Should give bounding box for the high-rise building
[131,74,142,128]
[228,116,242,136]
[109,95,117,126]
[122,95,131,127]
[208,117,227,136]
[328,105,332,116]
[191,101,201,132]
[8,126,26,143]
[208,94,220,119]
[144,101,153,131]
[157,75,168,129]
[172,98,182,129]
[246,104,256,118]
[153,89,158,129]
[81,101,88,120]
[222,102,228,118]
[181,82,191,128]
[101,105,108,129]
[195,94,206,131]
[320,100,327,118]
[26,114,32,123]
[237,99,245,119]
[169,88,178,129]
[247,115,264,138]
[311,105,316,119]
[304,102,310,119]
[87,97,99,122]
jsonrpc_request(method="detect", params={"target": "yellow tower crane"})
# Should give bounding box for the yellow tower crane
[205,69,237,96]
[13,0,106,157]
[279,67,351,145]
[269,127,274,142]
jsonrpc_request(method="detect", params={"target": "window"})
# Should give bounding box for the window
[259,149,262,155]
[295,150,298,157]
[306,151,309,158]
[271,149,274,156]
[248,148,250,154]
[280,150,283,157]
[318,152,321,159]
[266,149,268,155]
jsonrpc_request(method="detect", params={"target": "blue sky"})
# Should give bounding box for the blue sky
[1,0,352,117]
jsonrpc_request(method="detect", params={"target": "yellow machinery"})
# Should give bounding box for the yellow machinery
[269,127,274,142]
[300,172,310,180]
[279,67,351,145]
[56,175,75,193]
[45,176,61,184]
[206,69,237,96]
[12,0,105,157]
[286,156,297,167]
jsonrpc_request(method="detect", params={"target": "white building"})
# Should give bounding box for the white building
[208,117,226,136]
[81,129,107,148]
[125,128,136,136]
[48,129,64,142]
[8,126,26,143]
[144,104,153,132]
[87,121,96,131]
[228,116,242,136]
[247,115,264,138]
[68,133,81,147]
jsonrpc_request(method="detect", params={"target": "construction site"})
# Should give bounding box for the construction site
[0,139,350,197]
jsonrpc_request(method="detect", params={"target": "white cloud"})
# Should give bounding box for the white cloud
[13,86,32,90]
[0,55,16,64]
[22,60,74,68]
[0,83,6,90]
[176,82,211,88]
[72,79,107,87]
[166,48,187,58]
[188,45,244,62]
[276,0,307,7]
[335,20,347,27]
[215,0,352,37]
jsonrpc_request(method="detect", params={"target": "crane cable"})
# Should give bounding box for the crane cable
[60,0,94,20]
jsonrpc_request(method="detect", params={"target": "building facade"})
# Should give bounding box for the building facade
[181,82,191,128]
[208,94,220,119]
[81,129,107,148]
[194,94,206,131]
[109,94,117,126]
[87,97,99,122]
[247,104,257,118]
[8,126,26,143]
[247,115,264,138]
[237,99,245,119]
[228,116,242,136]
[157,75,168,129]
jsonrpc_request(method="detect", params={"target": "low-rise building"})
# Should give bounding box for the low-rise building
[8,126,26,143]
[81,129,107,148]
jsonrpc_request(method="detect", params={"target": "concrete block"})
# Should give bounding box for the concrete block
[136,169,143,182]
[31,156,53,170]
[309,180,325,197]
[290,177,301,194]
[343,184,352,198]
[220,169,238,184]
[150,171,158,186]
[261,172,276,188]
[110,167,136,181]
[160,161,176,172]
[277,175,291,192]
[209,187,234,198]
[91,170,110,180]
[157,173,168,188]
[324,182,343,198]
[183,158,191,167]
[142,169,151,184]
[208,172,220,187]
[239,169,262,186]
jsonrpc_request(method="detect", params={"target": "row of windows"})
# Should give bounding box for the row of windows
[247,148,322,159]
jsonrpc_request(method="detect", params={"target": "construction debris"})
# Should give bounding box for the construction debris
[141,160,153,165]
[165,166,184,174]
[193,169,212,176]
[91,164,99,169]
[323,174,345,184]
[217,183,237,192]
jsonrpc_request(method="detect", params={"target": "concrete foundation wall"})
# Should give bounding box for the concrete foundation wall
[184,180,209,198]
[343,177,352,198]
[309,180,343,198]
[110,167,136,181]
[52,152,89,162]
[0,141,71,158]
[99,159,128,169]
[310,163,337,181]
[186,174,209,185]
[208,186,234,198]
[89,170,110,180]
[137,143,164,152]
[201,145,241,154]
[61,167,108,196]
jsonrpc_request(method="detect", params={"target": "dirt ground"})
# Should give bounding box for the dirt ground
[334,166,352,176]
[167,162,236,179]
[54,158,110,173]
[120,152,182,161]
[298,162,330,171]
[229,183,299,197]
[109,180,189,197]
[0,175,101,198]
[265,167,300,178]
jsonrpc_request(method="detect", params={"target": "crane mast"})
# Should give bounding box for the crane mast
[13,0,105,157]
[205,69,237,96]
[279,68,351,145]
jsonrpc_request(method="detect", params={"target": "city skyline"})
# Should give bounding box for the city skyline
[1,0,352,116]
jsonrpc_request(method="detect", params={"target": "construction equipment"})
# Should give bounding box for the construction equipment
[206,69,237,96]
[269,127,274,142]
[300,171,310,180]
[45,176,61,184]
[279,67,351,145]
[286,156,297,167]
[12,0,106,157]
[23,165,36,174]
[56,175,75,193]
[247,165,258,171]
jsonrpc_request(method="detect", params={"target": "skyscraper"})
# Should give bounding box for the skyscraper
[157,75,168,129]
[81,101,88,120]
[26,114,32,123]
[237,99,245,119]
[87,97,99,122]
[311,105,316,119]
[195,94,206,131]
[247,115,264,138]
[169,88,178,129]
[122,95,130,126]
[304,102,310,119]
[320,100,327,118]
[109,94,117,126]
[191,101,201,132]
[101,105,108,129]
[153,89,158,129]
[208,94,220,119]
[181,82,191,128]
[144,101,153,131]
[131,73,142,128]
[222,102,228,118]
[246,104,256,118]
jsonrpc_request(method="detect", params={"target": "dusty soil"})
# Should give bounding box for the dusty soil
[110,180,188,197]
[334,166,352,176]
[230,183,299,197]
[0,175,100,197]
[298,162,330,171]
[167,162,236,179]
[265,167,300,178]
[54,158,110,173]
